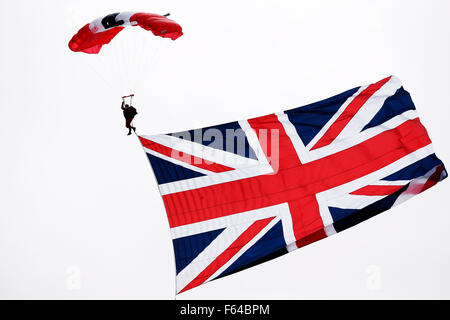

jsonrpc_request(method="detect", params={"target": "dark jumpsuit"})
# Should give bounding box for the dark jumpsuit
[121,102,137,133]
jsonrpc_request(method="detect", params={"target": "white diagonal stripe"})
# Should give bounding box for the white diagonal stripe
[176,221,253,293]
[327,194,384,209]
[142,146,213,175]
[238,120,271,166]
[306,85,367,150]
[306,110,418,162]
[335,76,402,141]
[206,217,281,284]
[392,165,441,207]
[171,203,289,239]
[318,143,435,200]
[158,163,273,195]
[142,134,260,170]
[276,112,312,163]
[370,180,410,186]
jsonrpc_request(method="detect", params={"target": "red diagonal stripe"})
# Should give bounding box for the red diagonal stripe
[420,166,444,193]
[139,136,234,173]
[350,184,405,196]
[311,76,392,150]
[179,217,275,293]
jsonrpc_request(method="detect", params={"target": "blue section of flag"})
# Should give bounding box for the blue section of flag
[169,121,258,160]
[285,87,360,146]
[173,228,225,274]
[217,220,286,279]
[329,207,358,222]
[362,87,416,132]
[382,154,444,181]
[333,183,409,232]
[146,153,205,184]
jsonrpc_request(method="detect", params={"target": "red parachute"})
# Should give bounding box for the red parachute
[69,12,183,54]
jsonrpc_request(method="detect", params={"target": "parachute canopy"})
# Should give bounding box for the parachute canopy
[68,12,183,54]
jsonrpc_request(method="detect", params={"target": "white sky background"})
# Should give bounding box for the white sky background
[1,0,450,299]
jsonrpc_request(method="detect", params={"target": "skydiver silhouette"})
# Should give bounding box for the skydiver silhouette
[121,99,137,135]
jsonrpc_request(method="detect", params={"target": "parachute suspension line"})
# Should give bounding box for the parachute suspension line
[128,31,141,94]
[86,45,124,95]
[81,57,116,93]
[125,35,146,96]
[123,28,147,96]
[121,42,128,94]
[116,38,128,95]
[126,33,138,94]
[133,36,165,95]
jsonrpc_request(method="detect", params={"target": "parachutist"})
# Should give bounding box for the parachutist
[121,100,137,135]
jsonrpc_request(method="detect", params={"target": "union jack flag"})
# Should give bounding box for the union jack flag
[138,76,447,294]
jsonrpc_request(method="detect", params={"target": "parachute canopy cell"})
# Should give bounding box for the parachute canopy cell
[68,12,183,54]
